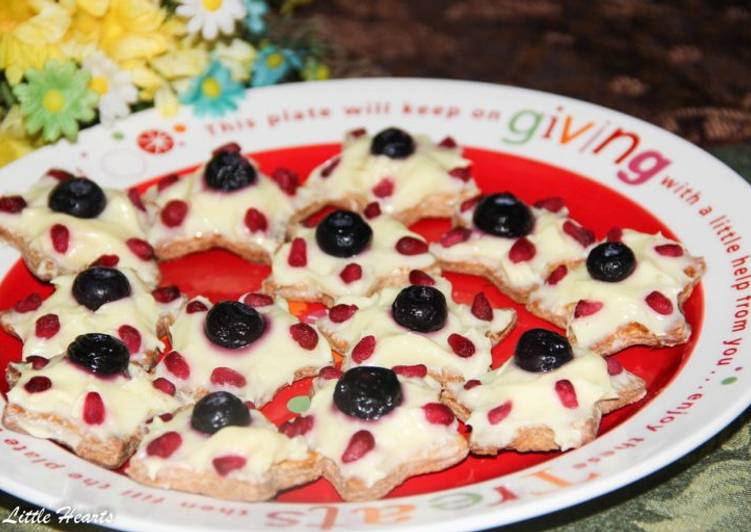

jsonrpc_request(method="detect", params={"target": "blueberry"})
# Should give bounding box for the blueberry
[333,367,403,420]
[586,242,636,282]
[48,177,106,219]
[472,193,534,238]
[514,328,573,372]
[190,391,251,435]
[315,210,373,257]
[204,150,257,192]
[204,301,265,349]
[67,333,130,376]
[72,267,131,311]
[392,285,447,333]
[370,127,415,159]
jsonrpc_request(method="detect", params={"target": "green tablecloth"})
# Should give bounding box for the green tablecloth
[1,144,749,531]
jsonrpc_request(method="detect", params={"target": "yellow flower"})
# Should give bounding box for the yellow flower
[214,38,255,82]
[0,107,35,168]
[0,0,71,85]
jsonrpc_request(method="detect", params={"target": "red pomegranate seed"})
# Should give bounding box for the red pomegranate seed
[562,220,595,248]
[92,254,119,267]
[280,415,315,438]
[318,366,343,380]
[244,207,267,233]
[47,169,74,181]
[555,379,579,409]
[320,157,340,178]
[161,200,188,227]
[606,358,624,376]
[271,168,300,196]
[329,304,358,323]
[395,236,428,255]
[645,291,673,315]
[352,335,376,363]
[574,300,604,318]
[157,174,179,191]
[303,205,335,227]
[35,314,60,339]
[438,136,457,148]
[117,325,141,354]
[341,430,375,463]
[508,237,536,263]
[211,367,247,387]
[409,269,435,286]
[392,364,428,378]
[464,379,481,390]
[243,293,273,307]
[440,227,471,248]
[159,412,174,422]
[126,238,154,261]
[27,356,49,369]
[213,142,241,155]
[152,285,181,303]
[152,377,176,396]
[290,323,318,350]
[606,226,623,242]
[349,128,367,138]
[372,178,394,198]
[363,202,381,219]
[127,188,146,212]
[83,392,105,425]
[186,300,209,313]
[288,238,307,267]
[534,197,565,213]
[471,292,493,321]
[655,244,684,257]
[546,264,568,285]
[50,224,69,253]
[422,403,455,425]
[339,263,362,284]
[460,195,481,212]
[164,351,190,379]
[146,431,182,458]
[487,401,512,424]
[0,195,27,213]
[448,167,471,181]
[448,333,475,358]
[24,376,52,394]
[14,293,42,313]
[245,400,256,410]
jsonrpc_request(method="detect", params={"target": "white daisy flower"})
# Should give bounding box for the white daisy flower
[83,52,138,127]
[177,0,247,41]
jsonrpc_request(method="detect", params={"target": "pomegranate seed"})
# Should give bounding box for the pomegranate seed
[352,335,376,363]
[607,227,623,242]
[245,400,256,410]
[329,304,358,323]
[320,157,340,178]
[117,325,141,354]
[534,197,565,213]
[422,403,455,425]
[372,178,394,198]
[508,237,536,263]
[395,236,428,255]
[244,207,267,233]
[464,379,481,390]
[14,293,42,313]
[646,291,673,315]
[0,195,27,213]
[392,364,427,378]
[574,300,604,318]
[126,238,154,261]
[460,195,481,212]
[50,224,69,253]
[47,169,74,181]
[159,412,174,422]
[164,351,190,379]
[288,238,307,267]
[211,367,247,387]
[363,202,381,219]
[319,366,343,380]
[152,285,181,303]
[487,401,513,424]
[448,167,471,182]
[349,128,367,138]
[146,431,182,458]
[280,415,314,438]
[655,244,684,257]
[27,356,49,369]
[213,142,241,155]
[186,300,209,313]
[448,333,475,358]
[440,227,471,248]
[606,358,624,376]
[24,376,52,394]
[92,254,119,267]
[157,174,179,191]
[35,314,60,339]
[409,269,435,286]
[161,200,188,227]
[83,392,105,425]
[341,430,375,463]
[127,188,146,212]
[290,323,318,350]
[152,377,176,396]
[243,293,273,307]
[546,264,568,285]
[471,292,493,321]
[271,168,300,196]
[339,263,362,284]
[438,136,457,148]
[555,379,579,409]
[562,221,595,248]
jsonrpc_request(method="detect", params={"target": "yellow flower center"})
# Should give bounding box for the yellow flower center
[201,77,222,99]
[201,0,223,12]
[42,90,66,113]
[266,53,284,69]
[90,75,109,96]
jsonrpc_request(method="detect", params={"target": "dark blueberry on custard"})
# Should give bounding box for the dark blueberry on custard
[67,333,130,376]
[333,367,403,420]
[191,391,251,434]
[48,177,106,219]
[392,285,448,333]
[204,301,265,349]
[514,328,573,373]
[204,149,257,192]
[315,210,373,258]
[472,193,534,238]
[370,127,415,159]
[72,267,131,311]
[586,242,636,282]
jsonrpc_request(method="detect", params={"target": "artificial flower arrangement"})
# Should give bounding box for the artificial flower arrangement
[0,0,329,167]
